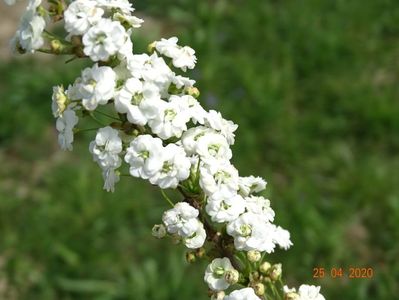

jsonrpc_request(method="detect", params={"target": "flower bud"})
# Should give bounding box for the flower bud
[269,263,282,281]
[185,251,196,263]
[259,261,272,274]
[210,291,225,300]
[224,269,239,285]
[252,282,265,296]
[247,250,261,263]
[196,247,206,258]
[285,292,300,300]
[52,85,68,117]
[186,86,200,98]
[151,224,166,239]
[171,234,181,245]
[249,271,260,282]
[50,40,63,53]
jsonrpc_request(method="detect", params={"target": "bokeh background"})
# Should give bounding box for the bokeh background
[1,0,399,299]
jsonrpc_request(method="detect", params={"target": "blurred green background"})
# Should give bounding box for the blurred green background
[1,0,399,299]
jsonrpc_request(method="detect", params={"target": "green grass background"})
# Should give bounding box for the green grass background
[1,0,399,299]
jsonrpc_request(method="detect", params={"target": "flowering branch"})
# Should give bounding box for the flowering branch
[4,0,326,299]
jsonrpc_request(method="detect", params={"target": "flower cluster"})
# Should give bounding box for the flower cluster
[5,0,326,299]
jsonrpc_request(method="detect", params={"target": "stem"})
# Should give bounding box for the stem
[37,48,55,54]
[161,189,175,207]
[75,127,100,133]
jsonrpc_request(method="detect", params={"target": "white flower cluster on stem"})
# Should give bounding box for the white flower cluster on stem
[5,0,326,299]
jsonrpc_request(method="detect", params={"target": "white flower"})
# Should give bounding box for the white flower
[149,144,191,189]
[184,222,206,249]
[124,135,164,179]
[113,12,144,28]
[114,77,161,125]
[96,0,133,14]
[226,212,276,252]
[285,285,325,300]
[89,126,122,169]
[155,37,180,57]
[13,10,45,53]
[284,285,298,294]
[102,167,120,192]
[56,109,78,151]
[162,202,199,237]
[82,18,126,61]
[195,132,232,163]
[51,85,68,117]
[172,46,197,71]
[204,258,234,291]
[127,53,174,93]
[245,195,275,222]
[224,288,261,300]
[199,161,239,197]
[273,226,293,250]
[177,95,207,124]
[238,176,267,196]
[284,284,325,300]
[206,194,245,223]
[147,97,191,140]
[205,110,238,145]
[181,126,214,155]
[117,28,134,60]
[77,64,116,110]
[64,0,104,36]
[172,75,195,90]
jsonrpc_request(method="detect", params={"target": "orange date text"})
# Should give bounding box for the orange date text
[312,267,374,279]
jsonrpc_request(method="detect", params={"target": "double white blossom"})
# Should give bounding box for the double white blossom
[184,223,206,249]
[56,109,78,151]
[181,126,214,155]
[114,77,161,126]
[206,194,245,223]
[127,53,174,93]
[149,144,191,189]
[204,258,235,291]
[64,0,104,36]
[125,135,164,179]
[89,126,122,169]
[82,18,127,61]
[162,202,199,237]
[224,288,261,300]
[97,0,133,14]
[226,212,277,253]
[12,8,45,53]
[284,285,326,300]
[238,175,267,196]
[89,127,122,192]
[200,161,239,196]
[245,195,275,222]
[147,97,191,140]
[162,202,206,249]
[205,110,238,145]
[155,37,197,71]
[76,64,116,110]
[195,132,232,163]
